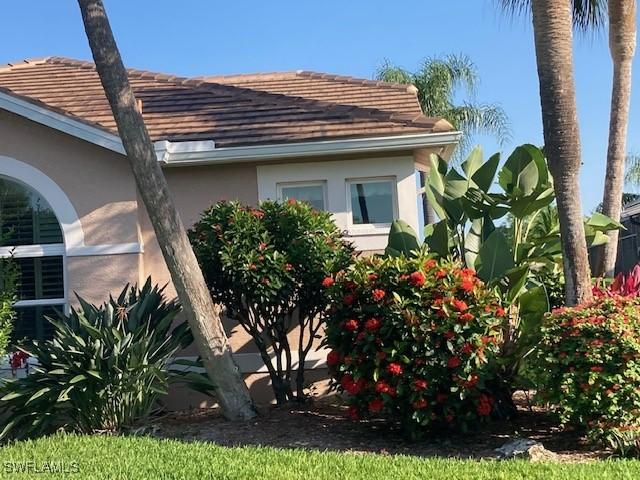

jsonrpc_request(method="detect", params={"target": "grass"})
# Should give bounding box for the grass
[0,434,639,480]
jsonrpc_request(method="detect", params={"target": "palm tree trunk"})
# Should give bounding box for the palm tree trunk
[77,0,256,420]
[596,0,637,277]
[419,171,438,224]
[531,0,593,305]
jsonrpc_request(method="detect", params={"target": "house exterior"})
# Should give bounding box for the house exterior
[0,57,459,403]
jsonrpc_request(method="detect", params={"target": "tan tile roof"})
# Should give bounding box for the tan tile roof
[0,57,452,148]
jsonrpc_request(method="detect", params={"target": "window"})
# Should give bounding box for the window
[277,181,327,211]
[0,176,66,342]
[347,178,396,228]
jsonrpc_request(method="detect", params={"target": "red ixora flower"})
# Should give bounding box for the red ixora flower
[459,312,474,323]
[250,208,264,218]
[409,271,426,287]
[477,394,493,416]
[495,307,506,317]
[451,299,468,312]
[327,350,341,367]
[435,269,447,279]
[424,259,437,270]
[287,198,297,205]
[460,279,475,293]
[413,379,428,390]
[345,319,359,332]
[365,318,381,332]
[340,375,366,395]
[368,398,385,413]
[372,289,386,302]
[343,294,356,305]
[375,380,392,394]
[447,356,462,369]
[413,398,428,410]
[347,405,360,420]
[591,365,604,372]
[386,363,403,376]
[322,277,335,288]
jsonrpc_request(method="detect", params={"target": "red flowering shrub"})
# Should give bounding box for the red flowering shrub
[190,200,353,403]
[324,252,504,436]
[531,296,640,454]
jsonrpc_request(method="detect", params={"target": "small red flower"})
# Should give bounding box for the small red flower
[591,365,604,372]
[435,269,447,279]
[413,379,428,390]
[368,273,378,282]
[258,242,268,251]
[368,398,385,413]
[460,279,475,293]
[459,312,474,323]
[365,318,381,332]
[409,271,426,287]
[376,350,386,361]
[327,350,340,367]
[424,259,437,270]
[287,198,297,205]
[322,277,335,288]
[443,331,455,340]
[250,209,264,218]
[413,398,428,410]
[447,356,461,368]
[386,363,403,376]
[461,343,473,355]
[451,299,468,312]
[356,331,366,342]
[375,380,392,394]
[345,319,359,332]
[495,307,505,317]
[284,263,293,271]
[372,289,386,302]
[261,278,270,285]
[343,294,356,305]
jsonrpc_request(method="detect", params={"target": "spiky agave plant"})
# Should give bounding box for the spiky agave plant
[0,279,210,441]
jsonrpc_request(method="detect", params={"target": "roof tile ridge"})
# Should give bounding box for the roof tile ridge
[0,57,53,72]
[295,70,419,95]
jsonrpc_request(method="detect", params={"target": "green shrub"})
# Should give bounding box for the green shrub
[190,200,353,403]
[531,296,640,454]
[324,250,504,437]
[0,279,207,441]
[0,258,18,357]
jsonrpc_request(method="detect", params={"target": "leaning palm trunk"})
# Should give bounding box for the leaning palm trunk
[531,0,594,305]
[596,0,637,277]
[76,0,256,420]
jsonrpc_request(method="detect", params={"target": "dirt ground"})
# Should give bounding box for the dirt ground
[152,391,605,462]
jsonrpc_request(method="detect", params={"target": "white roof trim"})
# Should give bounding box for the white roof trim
[0,90,125,154]
[159,131,462,167]
[0,89,460,164]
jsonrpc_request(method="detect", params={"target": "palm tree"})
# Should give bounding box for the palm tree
[596,0,637,277]
[376,55,511,156]
[529,0,594,305]
[76,0,256,420]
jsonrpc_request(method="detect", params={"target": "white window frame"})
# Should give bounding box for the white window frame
[345,176,398,235]
[276,180,328,211]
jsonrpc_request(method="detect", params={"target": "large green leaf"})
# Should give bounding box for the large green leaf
[464,215,495,268]
[475,229,514,282]
[385,220,420,258]
[498,144,544,198]
[470,152,500,193]
[461,146,484,179]
[424,220,452,258]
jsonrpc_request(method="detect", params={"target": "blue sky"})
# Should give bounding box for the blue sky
[1,0,638,213]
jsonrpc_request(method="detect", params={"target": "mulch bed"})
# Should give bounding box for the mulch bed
[152,392,605,462]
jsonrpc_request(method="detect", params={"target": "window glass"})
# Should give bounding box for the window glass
[1,176,65,343]
[279,184,325,211]
[349,180,394,225]
[0,177,63,246]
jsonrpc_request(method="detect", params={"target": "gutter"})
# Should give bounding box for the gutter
[156,131,462,167]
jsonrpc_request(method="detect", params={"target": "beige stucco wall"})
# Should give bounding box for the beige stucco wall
[0,110,140,246]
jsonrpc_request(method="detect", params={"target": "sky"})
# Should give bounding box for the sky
[0,0,638,214]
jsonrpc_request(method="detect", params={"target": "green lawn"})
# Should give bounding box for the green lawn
[0,434,639,480]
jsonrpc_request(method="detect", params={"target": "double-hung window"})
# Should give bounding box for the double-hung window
[277,181,327,211]
[0,176,66,342]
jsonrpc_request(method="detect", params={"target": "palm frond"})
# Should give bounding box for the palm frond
[496,0,606,32]
[625,153,640,189]
[375,59,414,85]
[448,102,512,146]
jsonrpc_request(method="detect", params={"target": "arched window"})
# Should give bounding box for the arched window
[0,176,66,342]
